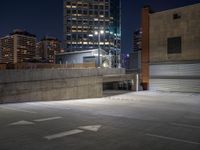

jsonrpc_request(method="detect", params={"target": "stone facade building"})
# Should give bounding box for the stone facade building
[141,3,200,92]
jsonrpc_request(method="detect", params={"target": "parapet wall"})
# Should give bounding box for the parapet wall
[0,68,125,103]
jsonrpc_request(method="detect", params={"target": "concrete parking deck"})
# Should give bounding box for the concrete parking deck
[0,91,200,150]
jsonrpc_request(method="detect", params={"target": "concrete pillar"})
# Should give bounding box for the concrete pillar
[131,74,139,91]
[131,79,135,91]
[141,6,151,90]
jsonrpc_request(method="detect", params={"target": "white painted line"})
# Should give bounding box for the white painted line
[9,120,34,126]
[192,112,200,115]
[79,125,101,132]
[34,117,63,122]
[185,116,200,120]
[171,123,200,129]
[44,105,71,110]
[195,112,200,114]
[44,129,83,140]
[0,107,37,114]
[146,133,200,145]
[27,103,71,110]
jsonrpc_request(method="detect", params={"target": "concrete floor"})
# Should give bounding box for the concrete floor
[0,91,200,150]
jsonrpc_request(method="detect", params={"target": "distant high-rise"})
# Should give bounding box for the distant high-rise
[0,29,36,64]
[37,36,61,63]
[63,0,121,54]
[133,29,142,52]
[110,0,121,51]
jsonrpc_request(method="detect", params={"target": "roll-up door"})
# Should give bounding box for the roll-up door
[150,63,200,93]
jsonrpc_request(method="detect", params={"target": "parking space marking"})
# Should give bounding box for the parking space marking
[171,123,200,129]
[44,105,71,110]
[192,112,200,115]
[185,116,200,120]
[146,133,200,145]
[27,103,71,110]
[34,117,63,122]
[0,106,37,114]
[44,125,102,140]
[44,129,83,140]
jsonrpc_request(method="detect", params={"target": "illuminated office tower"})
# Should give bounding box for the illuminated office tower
[63,0,121,54]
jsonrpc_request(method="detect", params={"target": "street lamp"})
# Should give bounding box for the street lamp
[94,30,104,68]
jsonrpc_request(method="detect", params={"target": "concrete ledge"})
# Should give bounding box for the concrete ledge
[0,68,125,83]
[0,68,126,103]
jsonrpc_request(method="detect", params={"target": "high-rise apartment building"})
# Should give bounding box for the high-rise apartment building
[36,36,61,63]
[0,29,36,64]
[63,0,121,53]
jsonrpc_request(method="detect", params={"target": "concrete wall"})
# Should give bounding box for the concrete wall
[149,3,200,63]
[0,68,125,103]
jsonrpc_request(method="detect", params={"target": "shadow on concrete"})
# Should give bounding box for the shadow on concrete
[102,90,132,97]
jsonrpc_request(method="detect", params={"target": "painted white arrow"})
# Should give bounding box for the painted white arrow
[79,125,102,132]
[44,125,102,140]
[8,116,63,126]
[9,120,34,126]
[34,116,63,122]
[44,129,83,140]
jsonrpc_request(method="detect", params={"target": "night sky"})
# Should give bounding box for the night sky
[0,0,200,53]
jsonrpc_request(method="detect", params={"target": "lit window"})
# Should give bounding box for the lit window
[173,13,181,19]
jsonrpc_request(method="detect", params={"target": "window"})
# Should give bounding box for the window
[83,10,87,15]
[173,13,181,19]
[167,37,182,54]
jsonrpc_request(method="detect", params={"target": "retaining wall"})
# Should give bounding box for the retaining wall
[0,68,125,103]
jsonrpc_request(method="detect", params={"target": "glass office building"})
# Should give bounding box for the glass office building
[63,0,121,54]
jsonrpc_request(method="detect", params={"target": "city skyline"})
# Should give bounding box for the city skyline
[0,0,200,53]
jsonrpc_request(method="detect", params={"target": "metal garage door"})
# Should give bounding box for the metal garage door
[150,63,200,93]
